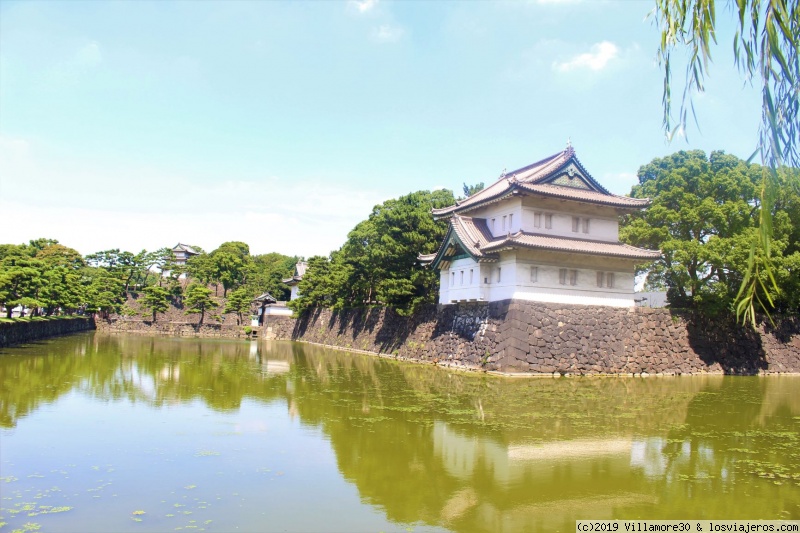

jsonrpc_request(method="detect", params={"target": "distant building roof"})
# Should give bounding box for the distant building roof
[172,243,199,255]
[431,147,650,219]
[282,261,308,286]
[253,292,277,304]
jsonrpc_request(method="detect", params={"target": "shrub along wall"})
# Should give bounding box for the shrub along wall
[263,300,800,375]
[0,317,95,348]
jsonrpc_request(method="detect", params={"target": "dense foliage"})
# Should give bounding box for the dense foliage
[621,150,800,314]
[290,189,455,316]
[0,237,297,320]
[653,0,799,324]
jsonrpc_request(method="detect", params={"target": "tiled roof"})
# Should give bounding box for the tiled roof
[450,215,495,258]
[282,261,308,285]
[481,232,661,260]
[253,292,277,304]
[418,216,499,268]
[172,243,199,255]
[419,215,660,266]
[515,183,649,207]
[432,147,648,217]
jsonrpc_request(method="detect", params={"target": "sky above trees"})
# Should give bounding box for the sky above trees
[0,0,762,257]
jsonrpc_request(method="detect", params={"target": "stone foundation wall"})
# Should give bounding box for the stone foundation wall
[96,318,252,339]
[263,300,800,375]
[0,317,95,348]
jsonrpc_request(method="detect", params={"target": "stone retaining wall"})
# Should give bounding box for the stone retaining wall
[0,317,95,348]
[96,318,252,339]
[263,300,800,375]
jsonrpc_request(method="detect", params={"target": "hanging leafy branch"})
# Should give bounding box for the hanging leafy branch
[654,0,799,326]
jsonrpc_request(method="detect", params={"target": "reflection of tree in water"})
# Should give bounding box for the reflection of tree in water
[3,335,799,530]
[0,334,290,427]
[632,377,800,520]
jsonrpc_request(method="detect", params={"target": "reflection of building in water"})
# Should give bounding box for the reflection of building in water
[630,437,724,484]
[434,421,633,485]
[263,360,290,375]
[432,421,654,531]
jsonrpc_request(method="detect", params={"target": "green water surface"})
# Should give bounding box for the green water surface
[1,333,799,532]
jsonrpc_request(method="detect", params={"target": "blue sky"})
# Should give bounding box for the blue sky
[0,0,761,258]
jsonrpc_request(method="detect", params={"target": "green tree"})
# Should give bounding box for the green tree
[0,256,45,317]
[620,150,798,313]
[289,255,336,314]
[85,248,149,294]
[461,182,485,198]
[224,287,253,325]
[184,283,217,326]
[208,241,251,297]
[654,0,799,324]
[85,270,126,319]
[141,285,171,323]
[245,253,296,301]
[186,253,215,287]
[290,189,455,316]
[39,267,84,315]
[36,244,85,269]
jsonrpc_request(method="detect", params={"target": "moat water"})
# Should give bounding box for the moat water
[1,333,799,532]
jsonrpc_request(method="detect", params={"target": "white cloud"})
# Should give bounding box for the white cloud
[373,25,404,43]
[350,0,378,13]
[554,41,619,72]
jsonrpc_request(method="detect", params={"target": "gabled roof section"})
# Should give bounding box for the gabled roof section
[253,292,277,304]
[418,216,499,270]
[431,147,649,218]
[172,243,199,255]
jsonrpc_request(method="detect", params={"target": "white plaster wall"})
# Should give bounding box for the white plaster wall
[467,197,619,241]
[483,255,520,302]
[520,207,619,242]
[441,257,483,303]
[439,251,636,307]
[439,270,450,304]
[468,199,523,237]
[290,285,300,301]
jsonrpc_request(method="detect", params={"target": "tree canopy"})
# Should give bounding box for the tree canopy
[622,150,800,314]
[653,0,800,324]
[184,283,217,326]
[291,189,455,316]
